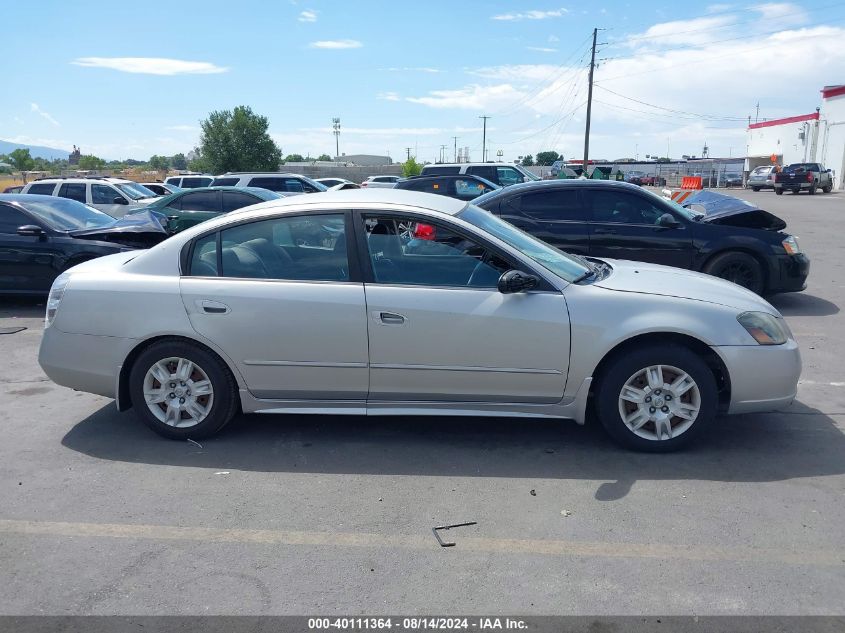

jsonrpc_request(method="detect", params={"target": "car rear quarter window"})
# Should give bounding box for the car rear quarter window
[511,189,587,221]
[165,177,181,186]
[247,177,286,192]
[222,191,261,213]
[58,183,87,203]
[0,204,33,234]
[26,183,57,195]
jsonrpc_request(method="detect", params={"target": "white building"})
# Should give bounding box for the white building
[746,84,845,189]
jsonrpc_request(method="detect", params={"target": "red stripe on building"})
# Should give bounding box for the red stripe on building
[822,85,845,99]
[748,112,819,130]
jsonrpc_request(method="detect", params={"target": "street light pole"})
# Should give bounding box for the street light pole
[479,115,490,162]
[332,118,341,159]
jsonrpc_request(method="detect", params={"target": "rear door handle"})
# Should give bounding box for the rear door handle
[198,300,230,314]
[379,311,405,325]
[593,228,617,235]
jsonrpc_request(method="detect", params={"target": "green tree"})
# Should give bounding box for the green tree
[187,148,209,173]
[148,155,170,171]
[78,155,106,170]
[9,148,35,182]
[401,156,422,177]
[199,105,281,173]
[521,154,534,166]
[171,153,187,170]
[316,154,332,161]
[284,154,304,163]
[535,151,561,166]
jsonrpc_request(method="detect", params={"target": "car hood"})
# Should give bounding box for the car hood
[67,210,168,248]
[682,190,787,231]
[593,258,779,313]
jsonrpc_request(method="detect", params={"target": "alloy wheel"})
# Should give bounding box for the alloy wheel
[617,364,701,441]
[142,357,214,428]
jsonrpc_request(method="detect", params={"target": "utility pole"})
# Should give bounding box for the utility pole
[332,118,341,159]
[479,115,491,162]
[582,27,598,173]
[755,102,760,124]
[452,136,459,162]
[440,144,447,163]
[406,147,412,161]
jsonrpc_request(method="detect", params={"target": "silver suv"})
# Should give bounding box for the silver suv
[210,172,327,193]
[21,177,158,217]
[164,174,215,188]
[419,163,539,186]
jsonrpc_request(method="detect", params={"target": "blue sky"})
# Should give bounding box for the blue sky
[3,0,845,163]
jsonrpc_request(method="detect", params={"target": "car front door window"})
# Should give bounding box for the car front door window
[57,183,87,204]
[92,184,118,205]
[591,190,665,225]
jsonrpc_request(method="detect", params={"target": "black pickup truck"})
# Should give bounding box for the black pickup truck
[774,162,834,195]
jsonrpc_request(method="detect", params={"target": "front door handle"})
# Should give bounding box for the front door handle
[593,228,617,235]
[379,312,405,325]
[199,299,230,314]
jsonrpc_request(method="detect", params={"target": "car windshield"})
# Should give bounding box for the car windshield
[457,205,591,283]
[752,166,771,175]
[640,187,703,220]
[784,163,815,173]
[116,182,157,200]
[20,198,115,231]
[302,176,329,191]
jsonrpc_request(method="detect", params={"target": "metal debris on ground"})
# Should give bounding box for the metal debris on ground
[214,471,230,475]
[530,489,537,496]
[432,521,477,548]
[187,439,203,449]
[0,327,26,335]
[561,509,572,517]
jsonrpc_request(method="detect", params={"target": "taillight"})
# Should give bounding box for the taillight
[807,173,813,182]
[773,174,780,182]
[361,181,368,187]
[413,223,436,240]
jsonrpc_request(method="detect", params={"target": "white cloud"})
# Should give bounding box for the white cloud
[30,103,59,127]
[309,39,362,49]
[298,9,317,21]
[492,8,568,21]
[406,84,525,110]
[527,47,558,53]
[752,2,808,22]
[377,92,401,101]
[72,57,228,75]
[622,15,736,48]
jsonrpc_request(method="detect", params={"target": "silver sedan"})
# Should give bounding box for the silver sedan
[38,190,801,451]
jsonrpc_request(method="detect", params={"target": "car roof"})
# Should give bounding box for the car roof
[229,188,466,215]
[481,178,643,194]
[0,193,90,208]
[215,172,310,177]
[26,177,135,184]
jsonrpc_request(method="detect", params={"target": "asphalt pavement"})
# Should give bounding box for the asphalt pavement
[1,188,843,615]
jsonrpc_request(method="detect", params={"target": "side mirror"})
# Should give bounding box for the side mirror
[497,270,539,294]
[827,168,832,173]
[17,225,45,237]
[657,213,680,228]
[113,196,128,205]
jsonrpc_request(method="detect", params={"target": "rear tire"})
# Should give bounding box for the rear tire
[809,185,816,195]
[129,339,239,440]
[823,185,832,193]
[751,187,760,192]
[595,345,717,452]
[703,251,765,294]
[775,188,783,195]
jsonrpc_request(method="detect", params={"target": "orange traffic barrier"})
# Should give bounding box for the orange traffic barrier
[668,190,695,204]
[681,176,703,190]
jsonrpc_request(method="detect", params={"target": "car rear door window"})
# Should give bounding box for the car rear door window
[422,166,460,176]
[222,191,261,213]
[466,166,496,182]
[165,177,181,186]
[58,183,87,203]
[212,177,239,186]
[455,178,493,200]
[0,205,33,234]
[91,184,119,205]
[512,189,587,221]
[178,191,220,212]
[215,214,348,281]
[27,183,57,195]
[247,177,286,192]
[188,233,219,276]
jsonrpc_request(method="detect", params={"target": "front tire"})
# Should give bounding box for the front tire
[752,187,760,192]
[129,340,239,439]
[703,251,765,294]
[823,185,832,193]
[595,345,717,452]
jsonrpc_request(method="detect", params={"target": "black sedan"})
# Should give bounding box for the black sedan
[0,194,167,294]
[394,174,500,201]
[473,180,809,295]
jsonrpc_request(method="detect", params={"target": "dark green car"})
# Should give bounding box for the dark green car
[139,186,285,234]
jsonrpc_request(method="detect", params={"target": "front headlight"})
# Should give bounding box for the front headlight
[737,311,788,345]
[782,235,801,255]
[45,273,70,328]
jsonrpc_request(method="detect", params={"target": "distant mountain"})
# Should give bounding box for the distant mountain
[0,139,69,161]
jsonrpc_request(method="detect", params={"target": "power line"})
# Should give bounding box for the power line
[594,85,747,121]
